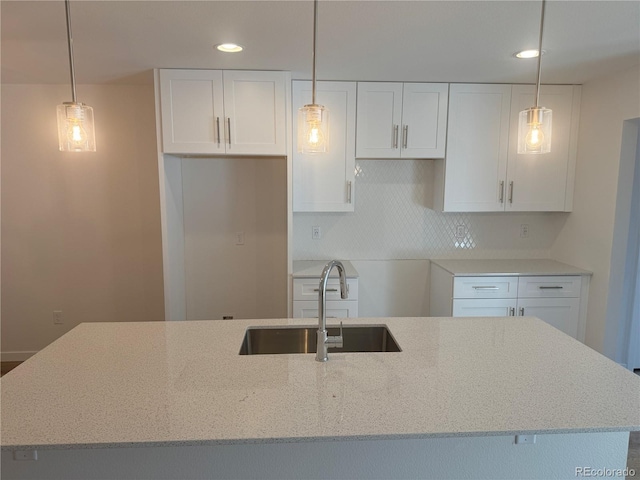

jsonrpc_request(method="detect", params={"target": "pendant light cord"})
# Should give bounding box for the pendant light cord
[534,0,546,108]
[311,0,318,105]
[64,0,77,103]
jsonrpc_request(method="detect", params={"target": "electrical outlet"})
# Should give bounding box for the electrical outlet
[455,224,466,239]
[235,231,245,245]
[312,226,321,240]
[515,434,536,445]
[13,450,37,461]
[53,310,63,325]
[222,315,234,320]
[520,224,530,238]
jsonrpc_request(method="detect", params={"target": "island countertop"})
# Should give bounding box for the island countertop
[1,317,638,451]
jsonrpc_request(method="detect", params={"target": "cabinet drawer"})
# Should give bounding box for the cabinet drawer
[292,300,359,319]
[453,277,518,299]
[518,276,582,298]
[292,278,359,301]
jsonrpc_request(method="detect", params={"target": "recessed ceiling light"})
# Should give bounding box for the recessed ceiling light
[515,49,545,59]
[215,43,244,53]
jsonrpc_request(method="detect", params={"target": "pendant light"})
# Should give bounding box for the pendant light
[298,0,328,153]
[56,0,96,152]
[518,0,552,154]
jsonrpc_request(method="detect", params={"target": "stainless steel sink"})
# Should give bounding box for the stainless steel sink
[239,325,402,355]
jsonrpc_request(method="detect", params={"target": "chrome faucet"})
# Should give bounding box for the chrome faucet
[316,260,348,362]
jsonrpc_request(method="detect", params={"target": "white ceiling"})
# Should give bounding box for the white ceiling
[2,0,639,86]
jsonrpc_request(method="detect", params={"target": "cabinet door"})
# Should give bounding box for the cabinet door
[159,69,224,155]
[517,297,580,339]
[452,299,517,317]
[443,84,512,212]
[507,85,580,212]
[401,83,448,158]
[293,300,359,319]
[355,82,403,158]
[293,81,356,212]
[222,71,287,156]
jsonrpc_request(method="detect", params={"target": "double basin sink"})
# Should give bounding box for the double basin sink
[239,325,401,355]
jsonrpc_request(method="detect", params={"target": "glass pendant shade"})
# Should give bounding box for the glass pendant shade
[518,106,552,154]
[298,104,329,154]
[57,102,96,152]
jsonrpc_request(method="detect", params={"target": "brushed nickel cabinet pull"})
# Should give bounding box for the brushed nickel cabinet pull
[314,288,338,292]
[472,286,499,290]
[402,125,408,149]
[509,307,515,316]
[216,117,221,147]
[227,118,232,147]
[508,181,514,204]
[499,181,505,203]
[393,125,399,148]
[519,307,525,316]
[347,181,352,203]
[539,286,563,289]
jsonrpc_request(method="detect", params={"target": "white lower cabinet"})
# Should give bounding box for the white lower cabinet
[431,265,586,341]
[292,277,359,319]
[292,300,359,319]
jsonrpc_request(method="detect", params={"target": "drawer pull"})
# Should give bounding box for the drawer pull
[472,286,499,290]
[313,288,338,292]
[539,286,563,289]
[509,307,515,316]
[519,307,525,316]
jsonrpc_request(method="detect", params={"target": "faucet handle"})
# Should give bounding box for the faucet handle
[327,321,344,349]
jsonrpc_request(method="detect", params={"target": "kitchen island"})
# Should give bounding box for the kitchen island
[2,317,639,479]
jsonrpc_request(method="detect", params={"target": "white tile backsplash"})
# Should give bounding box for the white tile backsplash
[294,160,569,260]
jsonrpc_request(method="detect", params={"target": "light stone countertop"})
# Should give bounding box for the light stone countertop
[431,259,592,276]
[293,260,359,278]
[1,317,638,451]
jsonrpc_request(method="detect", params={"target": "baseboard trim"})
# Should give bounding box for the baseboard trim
[1,351,37,362]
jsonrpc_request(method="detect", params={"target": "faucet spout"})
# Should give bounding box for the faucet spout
[316,260,348,362]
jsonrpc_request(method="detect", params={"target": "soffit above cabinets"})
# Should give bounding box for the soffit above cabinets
[2,1,639,85]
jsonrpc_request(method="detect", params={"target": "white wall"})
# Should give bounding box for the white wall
[551,65,640,354]
[181,157,287,320]
[1,84,165,360]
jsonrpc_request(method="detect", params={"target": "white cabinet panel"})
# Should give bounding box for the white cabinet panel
[159,69,287,156]
[443,84,511,212]
[518,276,582,298]
[507,85,580,212]
[293,300,359,319]
[517,297,581,338]
[453,276,518,299]
[160,69,224,155]
[401,83,448,159]
[292,278,359,301]
[453,299,517,317]
[222,71,287,156]
[293,81,356,212]
[356,82,448,159]
[356,83,403,158]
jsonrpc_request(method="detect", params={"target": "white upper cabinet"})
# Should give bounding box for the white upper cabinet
[159,69,287,156]
[441,84,512,212]
[356,82,448,159]
[292,81,356,212]
[436,83,580,212]
[506,85,581,212]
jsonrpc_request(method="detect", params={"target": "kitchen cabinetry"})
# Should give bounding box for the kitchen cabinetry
[292,261,359,318]
[430,261,590,341]
[159,69,287,156]
[292,81,356,212]
[356,82,448,159]
[434,84,581,212]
